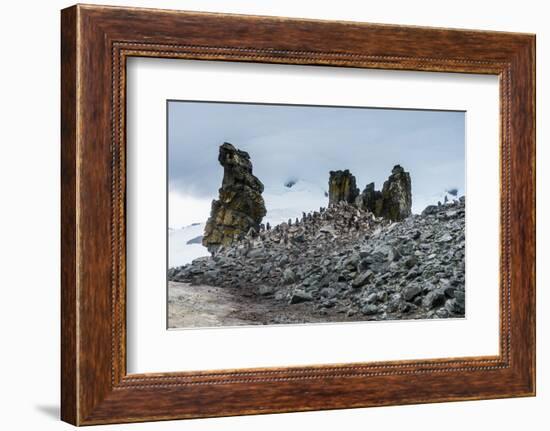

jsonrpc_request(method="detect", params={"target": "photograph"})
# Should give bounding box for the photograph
[167,101,466,328]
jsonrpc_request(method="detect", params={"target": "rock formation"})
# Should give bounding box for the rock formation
[328,170,359,206]
[355,182,382,215]
[379,165,412,221]
[355,165,412,221]
[170,144,463,325]
[202,142,266,253]
[170,197,466,322]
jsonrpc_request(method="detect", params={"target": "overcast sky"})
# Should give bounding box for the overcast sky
[168,101,465,228]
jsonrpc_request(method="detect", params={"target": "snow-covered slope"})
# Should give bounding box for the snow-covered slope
[168,223,209,268]
[263,179,327,226]
[413,188,464,215]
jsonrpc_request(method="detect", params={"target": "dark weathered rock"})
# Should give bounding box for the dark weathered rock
[202,143,266,253]
[259,285,275,296]
[438,233,453,242]
[289,289,313,304]
[446,290,466,315]
[422,289,446,309]
[422,205,439,216]
[320,287,338,299]
[364,292,379,304]
[328,170,359,206]
[361,304,379,315]
[379,165,412,221]
[282,268,295,285]
[352,270,374,288]
[355,165,412,221]
[356,182,383,214]
[404,255,418,269]
[403,285,422,301]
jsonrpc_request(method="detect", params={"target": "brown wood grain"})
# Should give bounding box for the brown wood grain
[60,5,78,425]
[60,4,535,425]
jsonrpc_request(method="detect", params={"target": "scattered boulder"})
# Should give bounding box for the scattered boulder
[289,289,313,304]
[404,255,418,269]
[403,285,422,301]
[422,205,439,216]
[259,285,275,296]
[320,287,338,299]
[361,304,379,315]
[352,270,374,288]
[438,233,453,242]
[282,268,295,285]
[445,290,465,315]
[422,289,446,309]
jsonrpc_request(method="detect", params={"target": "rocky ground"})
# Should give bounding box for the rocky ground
[168,198,465,328]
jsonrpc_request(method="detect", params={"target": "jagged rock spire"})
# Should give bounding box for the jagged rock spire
[379,165,412,221]
[353,165,412,221]
[328,170,359,206]
[202,142,266,253]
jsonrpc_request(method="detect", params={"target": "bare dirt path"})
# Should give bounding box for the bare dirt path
[168,282,262,328]
[168,281,364,329]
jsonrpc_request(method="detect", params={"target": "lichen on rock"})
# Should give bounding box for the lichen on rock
[379,165,412,221]
[355,165,412,221]
[355,182,383,215]
[328,169,359,206]
[202,142,266,253]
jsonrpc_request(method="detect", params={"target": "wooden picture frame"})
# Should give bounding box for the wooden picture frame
[61,4,535,425]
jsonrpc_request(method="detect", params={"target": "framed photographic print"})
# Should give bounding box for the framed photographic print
[61,4,536,425]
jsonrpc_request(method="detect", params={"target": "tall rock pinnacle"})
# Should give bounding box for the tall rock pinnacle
[379,165,412,221]
[328,170,360,206]
[353,165,412,221]
[202,143,266,253]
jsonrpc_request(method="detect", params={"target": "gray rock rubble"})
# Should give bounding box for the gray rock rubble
[169,197,465,321]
